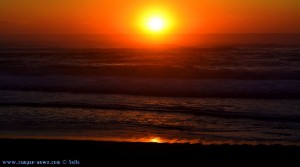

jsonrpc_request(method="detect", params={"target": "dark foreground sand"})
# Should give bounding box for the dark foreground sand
[0,139,299,165]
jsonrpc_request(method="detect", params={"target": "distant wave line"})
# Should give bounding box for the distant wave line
[1,102,300,123]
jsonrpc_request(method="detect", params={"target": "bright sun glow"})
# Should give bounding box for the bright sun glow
[148,17,164,31]
[150,137,162,143]
[137,7,173,34]
[135,7,178,36]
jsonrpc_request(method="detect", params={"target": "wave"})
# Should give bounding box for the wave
[1,46,300,80]
[1,76,300,99]
[1,101,300,123]
[1,65,300,80]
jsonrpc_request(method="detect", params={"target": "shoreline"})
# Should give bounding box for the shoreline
[1,138,300,164]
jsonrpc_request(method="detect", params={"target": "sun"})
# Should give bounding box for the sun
[137,7,175,35]
[148,17,164,31]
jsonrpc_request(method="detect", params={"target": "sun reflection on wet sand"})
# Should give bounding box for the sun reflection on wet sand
[0,134,200,144]
[149,137,162,143]
[130,136,200,144]
[2,134,294,145]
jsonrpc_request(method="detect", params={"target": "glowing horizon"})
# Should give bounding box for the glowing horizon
[0,0,300,35]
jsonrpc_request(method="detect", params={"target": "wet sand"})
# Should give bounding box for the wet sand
[0,139,299,165]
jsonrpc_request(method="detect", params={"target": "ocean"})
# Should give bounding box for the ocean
[0,34,300,145]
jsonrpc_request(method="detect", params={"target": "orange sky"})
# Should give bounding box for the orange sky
[0,0,300,34]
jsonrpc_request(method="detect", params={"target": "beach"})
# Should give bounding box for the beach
[0,35,300,165]
[1,0,300,165]
[1,139,300,165]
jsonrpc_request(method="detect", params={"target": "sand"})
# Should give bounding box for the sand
[0,139,299,165]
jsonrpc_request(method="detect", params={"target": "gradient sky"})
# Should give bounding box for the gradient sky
[0,0,300,34]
